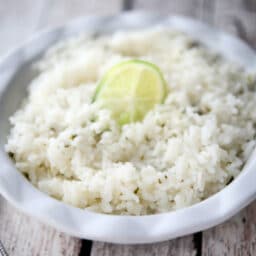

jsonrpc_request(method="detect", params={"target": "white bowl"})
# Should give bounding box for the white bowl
[0,11,256,244]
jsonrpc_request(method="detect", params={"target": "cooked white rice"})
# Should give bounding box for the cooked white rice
[5,28,256,215]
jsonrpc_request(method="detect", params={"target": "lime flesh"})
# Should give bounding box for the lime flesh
[93,60,167,125]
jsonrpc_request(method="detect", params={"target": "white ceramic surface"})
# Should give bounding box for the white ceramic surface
[0,12,256,244]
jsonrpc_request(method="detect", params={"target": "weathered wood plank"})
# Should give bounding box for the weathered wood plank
[0,196,82,256]
[0,0,45,55]
[0,0,122,56]
[135,0,205,18]
[212,0,256,48]
[91,237,196,256]
[202,0,256,255]
[37,0,122,28]
[202,203,256,255]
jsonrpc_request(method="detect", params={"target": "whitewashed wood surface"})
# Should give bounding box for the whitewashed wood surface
[0,0,256,255]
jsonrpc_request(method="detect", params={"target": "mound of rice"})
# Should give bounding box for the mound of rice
[5,28,256,215]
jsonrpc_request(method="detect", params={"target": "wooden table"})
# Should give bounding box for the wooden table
[0,0,256,255]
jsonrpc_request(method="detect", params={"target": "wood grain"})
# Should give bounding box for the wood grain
[0,0,122,56]
[0,196,81,256]
[0,0,45,54]
[212,0,256,48]
[37,0,122,28]
[202,204,256,255]
[91,237,196,256]
[135,0,209,19]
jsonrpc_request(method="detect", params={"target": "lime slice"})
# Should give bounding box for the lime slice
[93,59,167,125]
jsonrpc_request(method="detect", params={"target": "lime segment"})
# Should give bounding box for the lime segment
[93,60,167,125]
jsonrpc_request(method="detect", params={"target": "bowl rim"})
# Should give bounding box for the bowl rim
[0,11,256,244]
